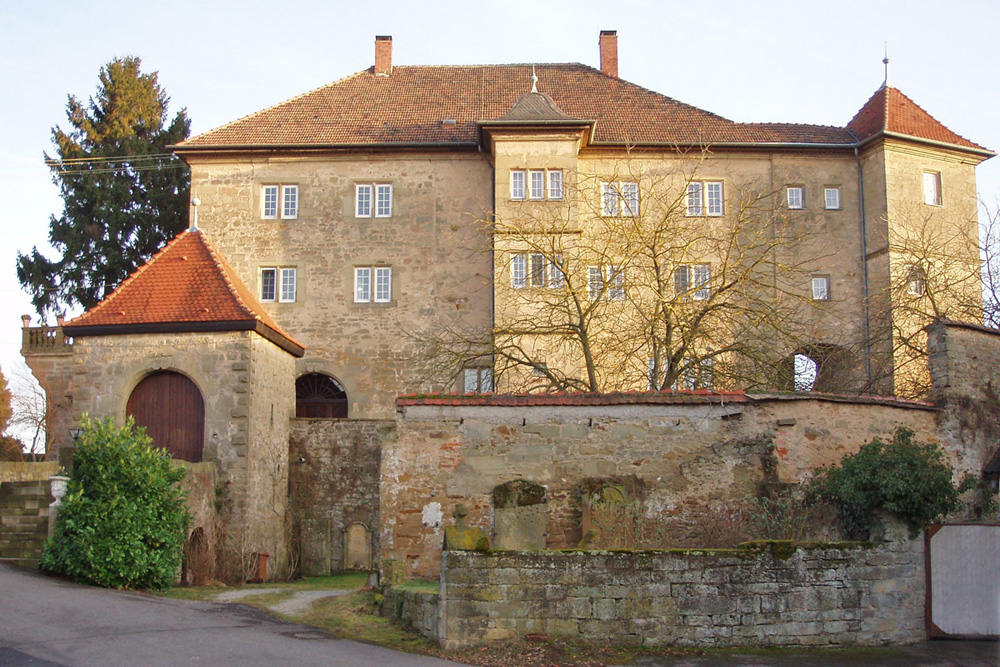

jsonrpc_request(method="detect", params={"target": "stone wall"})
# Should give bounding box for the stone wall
[438,526,924,649]
[928,321,1000,477]
[289,419,389,574]
[384,394,936,579]
[0,479,52,568]
[188,153,495,419]
[0,462,59,483]
[381,588,440,641]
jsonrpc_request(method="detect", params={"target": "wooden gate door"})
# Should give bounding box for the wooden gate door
[926,523,1000,638]
[126,371,205,463]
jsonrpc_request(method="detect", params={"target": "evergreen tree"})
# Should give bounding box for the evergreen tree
[17,57,191,317]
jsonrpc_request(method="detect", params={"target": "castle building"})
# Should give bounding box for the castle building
[22,32,993,573]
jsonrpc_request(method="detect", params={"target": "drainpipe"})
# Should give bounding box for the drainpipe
[855,146,873,388]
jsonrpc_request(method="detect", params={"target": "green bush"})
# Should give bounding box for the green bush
[810,427,971,539]
[41,416,190,589]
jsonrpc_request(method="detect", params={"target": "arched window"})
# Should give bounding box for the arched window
[126,371,205,462]
[793,353,818,391]
[295,373,348,419]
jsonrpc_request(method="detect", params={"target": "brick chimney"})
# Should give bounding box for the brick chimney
[375,35,392,76]
[599,30,618,78]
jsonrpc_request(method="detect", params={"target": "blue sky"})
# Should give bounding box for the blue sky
[1,0,998,427]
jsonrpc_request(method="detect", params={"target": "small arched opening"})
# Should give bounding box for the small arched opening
[781,345,857,393]
[126,370,205,462]
[295,373,348,419]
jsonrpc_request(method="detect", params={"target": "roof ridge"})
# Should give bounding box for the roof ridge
[194,232,259,321]
[177,69,370,147]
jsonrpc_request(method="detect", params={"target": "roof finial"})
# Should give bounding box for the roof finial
[530,65,538,94]
[882,42,890,88]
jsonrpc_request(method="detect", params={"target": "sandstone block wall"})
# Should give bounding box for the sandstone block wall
[438,529,924,649]
[384,396,936,579]
[928,321,1000,476]
[188,154,495,419]
[381,588,440,641]
[289,419,389,574]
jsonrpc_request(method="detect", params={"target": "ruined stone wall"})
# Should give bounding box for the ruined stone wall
[289,419,389,574]
[187,153,494,418]
[438,525,924,649]
[928,321,1000,476]
[383,397,936,579]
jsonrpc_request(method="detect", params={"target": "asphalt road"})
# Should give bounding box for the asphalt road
[0,563,461,667]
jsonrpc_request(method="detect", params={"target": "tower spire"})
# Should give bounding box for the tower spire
[882,42,890,88]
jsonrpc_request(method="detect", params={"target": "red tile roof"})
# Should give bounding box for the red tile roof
[397,389,749,407]
[176,64,856,150]
[63,229,304,356]
[848,85,991,154]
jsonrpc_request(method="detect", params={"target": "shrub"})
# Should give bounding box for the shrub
[809,427,970,539]
[41,416,190,589]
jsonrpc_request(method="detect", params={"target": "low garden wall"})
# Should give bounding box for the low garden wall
[434,525,924,649]
[381,588,440,640]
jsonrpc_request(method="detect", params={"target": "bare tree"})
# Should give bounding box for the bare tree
[6,362,47,460]
[417,157,842,394]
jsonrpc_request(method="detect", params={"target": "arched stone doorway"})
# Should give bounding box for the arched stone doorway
[295,373,348,418]
[126,371,205,462]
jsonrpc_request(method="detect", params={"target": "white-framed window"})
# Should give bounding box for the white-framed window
[512,252,564,289]
[923,171,942,206]
[548,170,563,200]
[355,183,392,218]
[354,266,392,303]
[811,276,830,301]
[601,181,639,217]
[674,264,711,301]
[787,186,804,210]
[376,184,393,217]
[510,170,526,200]
[587,265,625,300]
[529,170,545,200]
[463,367,493,394]
[510,254,527,289]
[824,187,841,210]
[260,267,296,303]
[262,185,298,219]
[686,181,724,216]
[906,265,926,296]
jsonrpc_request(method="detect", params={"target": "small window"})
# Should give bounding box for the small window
[787,187,804,210]
[354,266,392,303]
[548,170,563,200]
[923,172,942,206]
[262,185,297,219]
[530,253,547,288]
[529,170,545,200]
[280,268,297,303]
[608,265,625,301]
[376,184,393,217]
[356,183,392,218]
[549,254,565,289]
[463,367,493,394]
[260,268,276,302]
[675,264,711,300]
[907,265,926,296]
[824,187,841,210]
[811,276,830,300]
[281,185,298,219]
[686,181,723,216]
[260,267,295,303]
[602,182,639,217]
[511,170,526,200]
[510,254,527,289]
[356,184,372,217]
[262,185,279,219]
[588,266,603,299]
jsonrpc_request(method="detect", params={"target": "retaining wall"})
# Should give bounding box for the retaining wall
[435,527,924,649]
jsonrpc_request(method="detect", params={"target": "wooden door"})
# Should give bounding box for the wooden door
[126,371,205,462]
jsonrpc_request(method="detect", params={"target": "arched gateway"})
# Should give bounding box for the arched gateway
[126,371,205,462]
